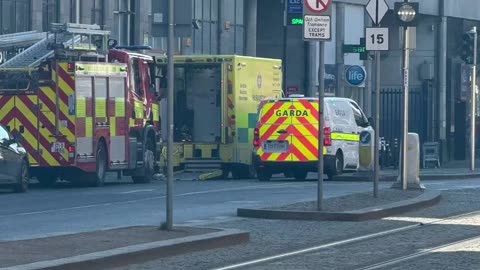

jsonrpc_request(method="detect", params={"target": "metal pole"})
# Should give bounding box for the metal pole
[373,0,380,198]
[374,50,380,197]
[401,25,410,190]
[471,26,477,171]
[166,0,174,230]
[317,41,325,211]
[282,0,288,95]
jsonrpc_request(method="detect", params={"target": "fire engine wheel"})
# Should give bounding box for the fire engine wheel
[87,142,107,187]
[36,172,57,188]
[132,139,155,184]
[14,160,29,193]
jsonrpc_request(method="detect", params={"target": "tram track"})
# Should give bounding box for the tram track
[212,209,480,270]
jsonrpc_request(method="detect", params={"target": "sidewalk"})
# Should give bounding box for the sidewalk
[0,226,248,270]
[337,160,480,181]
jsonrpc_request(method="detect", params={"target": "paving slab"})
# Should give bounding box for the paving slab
[0,226,249,270]
[237,188,441,221]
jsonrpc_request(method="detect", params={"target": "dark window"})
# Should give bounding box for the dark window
[0,0,30,34]
[349,101,368,127]
[1,0,15,34]
[92,0,105,25]
[43,0,59,31]
[131,59,142,96]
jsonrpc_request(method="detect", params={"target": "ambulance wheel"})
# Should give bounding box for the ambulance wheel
[293,169,308,181]
[88,141,107,187]
[257,169,272,182]
[36,172,57,187]
[132,138,155,184]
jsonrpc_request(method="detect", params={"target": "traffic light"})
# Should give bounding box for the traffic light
[462,33,475,65]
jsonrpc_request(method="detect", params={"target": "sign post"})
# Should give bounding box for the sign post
[303,0,332,211]
[166,0,174,230]
[365,0,389,198]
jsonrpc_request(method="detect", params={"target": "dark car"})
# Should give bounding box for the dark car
[0,124,29,193]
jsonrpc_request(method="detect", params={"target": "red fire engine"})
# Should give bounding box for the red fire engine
[0,23,161,186]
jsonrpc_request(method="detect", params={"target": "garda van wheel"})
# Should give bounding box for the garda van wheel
[257,169,272,182]
[87,141,107,187]
[327,152,343,181]
[293,169,308,181]
[231,164,256,179]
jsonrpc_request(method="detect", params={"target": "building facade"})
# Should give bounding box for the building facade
[1,0,479,163]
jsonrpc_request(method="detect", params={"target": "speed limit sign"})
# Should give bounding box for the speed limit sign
[366,27,389,51]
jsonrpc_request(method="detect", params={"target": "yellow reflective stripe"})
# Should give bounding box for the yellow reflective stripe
[75,64,127,75]
[110,117,116,136]
[129,118,135,127]
[95,98,106,118]
[85,117,93,137]
[134,100,144,118]
[152,103,159,121]
[115,98,125,117]
[331,133,360,142]
[76,97,86,117]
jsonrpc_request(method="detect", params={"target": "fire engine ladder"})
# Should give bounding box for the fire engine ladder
[49,23,111,61]
[0,31,46,49]
[0,23,110,68]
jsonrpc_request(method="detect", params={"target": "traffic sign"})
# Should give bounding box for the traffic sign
[366,27,389,51]
[303,15,331,40]
[345,65,366,87]
[288,0,303,14]
[303,0,332,15]
[360,131,372,144]
[366,0,389,25]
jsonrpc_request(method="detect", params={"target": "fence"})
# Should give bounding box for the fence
[374,87,429,167]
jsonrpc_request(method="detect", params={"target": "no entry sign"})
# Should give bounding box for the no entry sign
[304,0,332,15]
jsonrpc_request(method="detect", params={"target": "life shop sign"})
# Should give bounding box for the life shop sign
[345,65,367,87]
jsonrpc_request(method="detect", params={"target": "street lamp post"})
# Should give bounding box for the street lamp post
[394,0,418,190]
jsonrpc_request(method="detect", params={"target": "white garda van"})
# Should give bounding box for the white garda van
[253,96,372,181]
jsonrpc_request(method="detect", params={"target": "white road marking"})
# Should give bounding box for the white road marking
[0,182,314,218]
[120,189,155,194]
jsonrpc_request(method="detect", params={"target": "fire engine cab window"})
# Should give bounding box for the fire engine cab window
[131,59,142,96]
